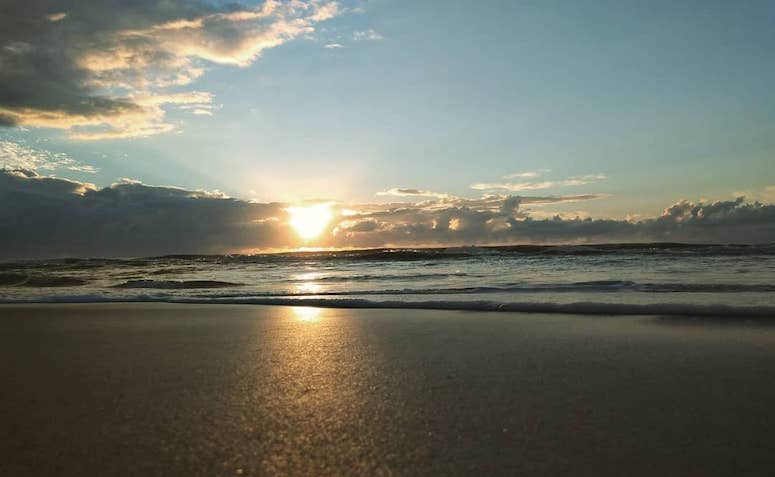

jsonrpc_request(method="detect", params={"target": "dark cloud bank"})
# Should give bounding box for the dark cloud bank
[1,170,773,259]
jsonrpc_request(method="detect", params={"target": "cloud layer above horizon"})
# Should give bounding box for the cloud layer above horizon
[2,169,773,259]
[0,0,338,139]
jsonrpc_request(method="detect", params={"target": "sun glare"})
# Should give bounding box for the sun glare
[287,203,333,240]
[292,306,322,322]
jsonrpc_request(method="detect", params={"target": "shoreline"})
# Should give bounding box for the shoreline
[1,298,774,318]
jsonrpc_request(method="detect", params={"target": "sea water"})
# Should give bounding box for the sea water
[1,244,774,317]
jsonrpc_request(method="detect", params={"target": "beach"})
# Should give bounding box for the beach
[1,303,774,476]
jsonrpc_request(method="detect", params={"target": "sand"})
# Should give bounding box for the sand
[1,304,774,476]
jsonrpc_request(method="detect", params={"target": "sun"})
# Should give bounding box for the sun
[287,203,333,240]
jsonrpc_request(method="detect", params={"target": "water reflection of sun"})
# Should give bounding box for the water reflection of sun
[292,306,322,322]
[295,282,323,294]
[293,272,324,281]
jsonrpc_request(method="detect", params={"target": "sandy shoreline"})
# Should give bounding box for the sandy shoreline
[1,303,774,476]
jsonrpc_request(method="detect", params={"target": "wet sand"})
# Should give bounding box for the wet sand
[1,303,774,476]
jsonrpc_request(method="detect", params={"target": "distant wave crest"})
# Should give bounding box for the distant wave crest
[2,243,774,270]
[154,243,775,262]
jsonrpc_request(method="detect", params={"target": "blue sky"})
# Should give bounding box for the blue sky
[2,0,774,223]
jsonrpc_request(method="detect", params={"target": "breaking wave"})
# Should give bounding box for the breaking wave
[2,243,773,319]
[104,243,775,264]
[105,280,770,295]
[287,271,472,282]
[2,295,774,318]
[113,280,242,289]
[0,272,87,287]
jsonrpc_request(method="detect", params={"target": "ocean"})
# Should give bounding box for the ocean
[1,243,774,317]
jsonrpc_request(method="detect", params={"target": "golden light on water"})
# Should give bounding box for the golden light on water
[295,281,323,294]
[292,306,322,322]
[287,203,333,240]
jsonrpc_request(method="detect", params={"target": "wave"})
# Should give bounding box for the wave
[194,298,775,317]
[148,267,199,276]
[632,282,775,293]
[149,280,772,296]
[0,272,87,287]
[2,295,774,317]
[447,280,775,294]
[287,271,471,282]
[0,258,152,272]
[113,279,242,289]
[0,273,27,286]
[130,243,775,263]
[302,280,775,295]
[95,278,775,295]
[3,243,774,269]
[148,243,767,262]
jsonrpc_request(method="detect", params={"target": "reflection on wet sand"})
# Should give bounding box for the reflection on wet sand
[3,304,775,476]
[292,306,322,322]
[225,306,391,475]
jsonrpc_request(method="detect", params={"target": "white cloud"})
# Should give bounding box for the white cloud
[0,141,95,173]
[471,174,607,192]
[735,185,775,204]
[46,12,67,22]
[377,188,453,199]
[503,169,551,179]
[353,29,383,41]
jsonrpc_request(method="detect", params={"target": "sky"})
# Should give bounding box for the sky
[1,0,774,257]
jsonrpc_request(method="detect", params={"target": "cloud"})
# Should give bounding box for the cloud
[330,194,775,249]
[377,188,452,199]
[2,171,772,258]
[503,169,551,179]
[471,174,607,192]
[735,185,775,204]
[0,170,289,258]
[0,141,95,173]
[46,12,67,22]
[0,0,339,140]
[324,43,344,48]
[353,29,383,41]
